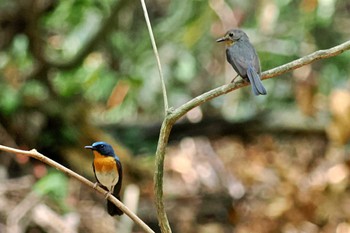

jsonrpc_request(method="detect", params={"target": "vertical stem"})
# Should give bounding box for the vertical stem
[140,0,169,114]
[140,0,172,231]
[154,118,174,233]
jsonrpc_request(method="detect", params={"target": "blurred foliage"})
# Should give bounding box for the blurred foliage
[0,0,349,132]
[33,170,69,211]
[0,0,350,232]
[34,170,68,198]
[0,0,349,126]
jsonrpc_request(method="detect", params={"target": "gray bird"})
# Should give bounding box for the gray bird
[217,29,267,95]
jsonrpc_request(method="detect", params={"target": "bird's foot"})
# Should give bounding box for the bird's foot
[93,182,103,189]
[231,74,240,83]
[104,191,112,199]
[93,182,99,189]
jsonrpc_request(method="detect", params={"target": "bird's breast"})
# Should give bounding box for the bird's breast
[94,156,119,190]
[93,154,117,172]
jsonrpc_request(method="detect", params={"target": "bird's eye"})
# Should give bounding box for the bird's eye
[229,32,234,37]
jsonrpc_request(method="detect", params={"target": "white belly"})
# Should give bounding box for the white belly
[95,171,119,191]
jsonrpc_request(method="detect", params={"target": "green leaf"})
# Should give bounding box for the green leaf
[33,171,68,200]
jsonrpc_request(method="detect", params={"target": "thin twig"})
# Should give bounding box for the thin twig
[261,40,350,80]
[140,0,169,114]
[153,39,350,233]
[0,145,155,233]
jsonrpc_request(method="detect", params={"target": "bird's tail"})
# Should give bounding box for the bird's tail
[247,66,267,95]
[107,196,123,216]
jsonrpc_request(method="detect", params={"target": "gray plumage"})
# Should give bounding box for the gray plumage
[217,29,266,95]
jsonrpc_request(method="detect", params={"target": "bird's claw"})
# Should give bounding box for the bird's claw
[105,191,112,199]
[231,74,240,83]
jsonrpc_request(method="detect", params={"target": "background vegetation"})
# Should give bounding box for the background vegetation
[0,0,350,232]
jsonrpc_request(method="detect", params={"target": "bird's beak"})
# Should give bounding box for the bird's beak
[216,36,227,43]
[85,145,94,150]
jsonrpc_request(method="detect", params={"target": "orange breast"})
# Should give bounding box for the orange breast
[93,151,117,173]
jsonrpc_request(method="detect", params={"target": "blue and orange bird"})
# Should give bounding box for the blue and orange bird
[85,142,123,216]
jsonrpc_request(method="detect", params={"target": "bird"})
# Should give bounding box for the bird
[85,141,123,216]
[216,29,267,95]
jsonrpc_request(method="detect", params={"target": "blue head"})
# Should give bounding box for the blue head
[85,141,118,158]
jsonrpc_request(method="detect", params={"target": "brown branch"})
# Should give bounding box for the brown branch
[153,39,350,233]
[0,145,155,233]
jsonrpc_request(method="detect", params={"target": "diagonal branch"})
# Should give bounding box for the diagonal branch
[171,39,350,121]
[0,145,155,233]
[153,39,350,233]
[261,40,350,80]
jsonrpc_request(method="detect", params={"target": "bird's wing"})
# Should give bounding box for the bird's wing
[113,159,123,197]
[92,162,99,183]
[226,45,250,77]
[252,47,261,75]
[107,158,123,216]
